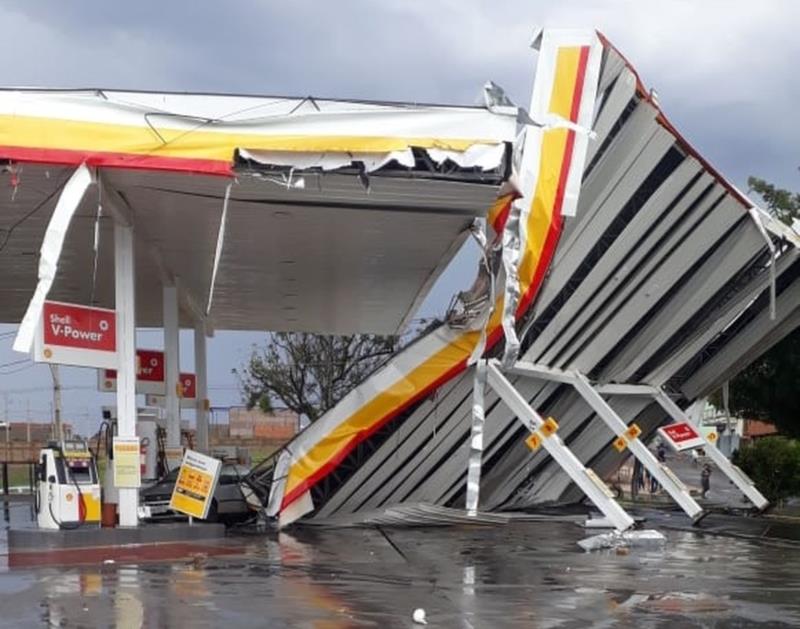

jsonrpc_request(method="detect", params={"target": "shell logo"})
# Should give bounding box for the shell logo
[65,493,74,502]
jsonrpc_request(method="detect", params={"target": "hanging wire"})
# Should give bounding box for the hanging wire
[0,168,73,254]
[0,358,30,369]
[0,363,35,375]
[206,182,233,315]
[89,181,103,305]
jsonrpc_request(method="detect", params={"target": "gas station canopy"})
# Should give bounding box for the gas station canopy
[0,90,516,333]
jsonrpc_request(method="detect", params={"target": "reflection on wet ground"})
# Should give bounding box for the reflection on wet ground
[1,499,799,628]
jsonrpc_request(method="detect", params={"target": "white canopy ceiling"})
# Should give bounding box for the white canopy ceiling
[0,162,501,334]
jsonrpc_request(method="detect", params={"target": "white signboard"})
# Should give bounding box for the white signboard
[112,436,142,488]
[144,394,196,409]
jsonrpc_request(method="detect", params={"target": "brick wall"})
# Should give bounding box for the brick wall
[228,407,299,441]
[3,422,73,442]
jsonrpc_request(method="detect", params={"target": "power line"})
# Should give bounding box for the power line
[0,385,96,394]
[0,363,35,375]
[0,358,30,369]
[0,167,72,254]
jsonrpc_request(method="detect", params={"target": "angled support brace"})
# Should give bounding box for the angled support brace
[486,360,635,532]
[571,373,705,522]
[653,390,769,511]
[510,362,705,522]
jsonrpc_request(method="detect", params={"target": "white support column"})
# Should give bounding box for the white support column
[486,361,635,532]
[194,322,209,453]
[163,283,181,448]
[115,220,138,527]
[654,391,770,511]
[465,361,487,516]
[571,372,705,522]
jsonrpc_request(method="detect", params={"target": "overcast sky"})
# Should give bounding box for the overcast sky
[1,1,798,435]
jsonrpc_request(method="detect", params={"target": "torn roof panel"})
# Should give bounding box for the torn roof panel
[0,85,517,333]
[0,88,516,176]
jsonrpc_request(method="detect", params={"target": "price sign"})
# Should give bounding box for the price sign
[169,449,221,519]
[112,436,141,488]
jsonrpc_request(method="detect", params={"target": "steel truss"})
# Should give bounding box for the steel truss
[466,359,769,531]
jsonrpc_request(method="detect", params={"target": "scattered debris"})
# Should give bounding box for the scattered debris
[578,529,667,552]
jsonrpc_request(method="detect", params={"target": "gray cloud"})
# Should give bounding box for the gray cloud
[3,0,798,188]
[1,1,798,432]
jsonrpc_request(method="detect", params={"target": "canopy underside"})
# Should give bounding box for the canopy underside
[0,162,502,334]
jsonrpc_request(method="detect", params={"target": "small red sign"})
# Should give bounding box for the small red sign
[662,422,700,443]
[43,301,116,352]
[101,349,195,399]
[104,349,164,382]
[137,349,165,382]
[180,373,196,399]
[658,421,705,452]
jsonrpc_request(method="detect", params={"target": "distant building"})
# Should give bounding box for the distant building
[742,419,779,441]
[228,407,299,441]
[2,421,72,442]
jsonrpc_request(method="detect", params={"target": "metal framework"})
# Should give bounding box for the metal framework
[465,359,769,524]
[596,383,769,511]
[481,360,635,532]
[505,361,704,521]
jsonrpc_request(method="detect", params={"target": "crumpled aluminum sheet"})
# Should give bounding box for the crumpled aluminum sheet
[499,195,524,367]
[578,529,667,552]
[301,503,511,529]
[13,164,93,354]
[240,143,506,174]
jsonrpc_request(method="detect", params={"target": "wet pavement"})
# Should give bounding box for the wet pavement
[1,497,800,628]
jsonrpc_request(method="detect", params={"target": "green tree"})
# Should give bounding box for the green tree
[719,327,800,438]
[747,176,800,226]
[235,333,397,422]
[733,436,800,503]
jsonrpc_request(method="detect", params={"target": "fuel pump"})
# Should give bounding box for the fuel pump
[35,439,101,530]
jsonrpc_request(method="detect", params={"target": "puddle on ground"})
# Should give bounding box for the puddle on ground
[1,502,799,627]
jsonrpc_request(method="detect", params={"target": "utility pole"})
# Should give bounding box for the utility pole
[1,394,8,454]
[26,400,30,443]
[49,364,64,444]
